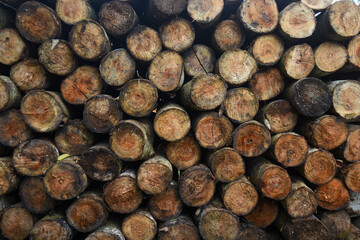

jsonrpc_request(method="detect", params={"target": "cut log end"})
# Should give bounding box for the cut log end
[0,206,34,240]
[347,35,360,69]
[315,178,350,211]
[244,197,278,228]
[0,76,20,112]
[158,216,200,240]
[183,44,216,78]
[213,19,244,52]
[303,149,336,185]
[187,0,224,27]
[0,28,27,65]
[343,125,360,162]
[149,0,187,19]
[30,216,73,240]
[56,0,94,25]
[313,42,347,76]
[343,162,360,193]
[260,165,291,200]
[122,211,157,240]
[160,18,195,52]
[249,68,284,101]
[250,34,284,66]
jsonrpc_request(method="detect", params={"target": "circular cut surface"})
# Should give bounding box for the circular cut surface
[274,133,308,167]
[329,1,360,38]
[244,197,278,228]
[0,79,9,111]
[344,127,360,162]
[56,0,90,25]
[0,207,33,240]
[214,20,244,51]
[260,166,291,200]
[0,28,26,65]
[160,18,195,52]
[315,178,350,211]
[264,100,298,134]
[348,35,360,68]
[166,136,201,170]
[315,42,347,73]
[283,44,315,79]
[223,181,258,215]
[187,0,224,24]
[344,162,360,193]
[332,81,360,121]
[285,186,318,218]
[252,34,284,66]
[31,220,70,240]
[122,212,157,240]
[138,162,172,194]
[304,150,336,185]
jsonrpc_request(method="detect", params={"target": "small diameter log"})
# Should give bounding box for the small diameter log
[300,115,348,150]
[0,76,21,112]
[336,125,360,162]
[311,42,347,77]
[179,164,216,207]
[148,0,187,20]
[166,135,201,170]
[280,43,315,80]
[269,132,308,168]
[315,178,350,211]
[16,1,62,43]
[21,90,69,132]
[56,0,96,25]
[282,177,318,218]
[222,176,258,216]
[121,210,157,240]
[0,28,27,65]
[30,213,73,240]
[278,2,316,40]
[208,147,245,183]
[187,0,224,28]
[61,66,103,105]
[109,119,154,161]
[13,139,59,176]
[118,79,158,117]
[54,119,94,156]
[104,170,143,214]
[43,157,88,200]
[286,77,331,117]
[299,148,336,185]
[137,155,173,195]
[233,120,271,157]
[0,204,35,240]
[249,34,284,66]
[237,0,278,34]
[212,19,244,52]
[300,0,332,11]
[126,25,162,62]
[83,94,123,134]
[69,20,111,61]
[10,58,47,92]
[320,210,351,240]
[148,181,183,221]
[346,35,360,70]
[0,109,32,147]
[258,99,298,134]
[19,177,57,214]
[148,51,184,92]
[0,157,21,196]
[86,221,125,240]
[194,112,233,150]
[159,18,195,52]
[236,224,269,240]
[341,162,360,193]
[38,39,77,76]
[158,216,200,240]
[244,196,278,228]
[180,73,227,111]
[154,103,190,142]
[216,49,258,85]
[100,49,135,87]
[79,144,122,182]
[328,80,360,122]
[224,87,259,123]
[182,44,216,78]
[99,1,138,37]
[248,68,285,101]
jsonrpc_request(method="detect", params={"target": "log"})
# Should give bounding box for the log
[248,68,284,101]
[16,1,62,43]
[99,48,136,87]
[194,112,233,149]
[216,49,258,85]
[165,135,201,170]
[153,103,190,142]
[126,25,162,62]
[121,210,157,240]
[236,224,269,240]
[103,169,143,214]
[212,19,244,52]
[0,157,21,196]
[118,79,158,117]
[43,156,88,200]
[148,0,187,20]
[159,18,195,52]
[182,44,216,78]
[61,66,103,105]
[346,35,360,71]
[233,120,271,157]
[137,155,173,195]
[38,39,77,76]
[0,109,32,147]
[300,0,332,11]
[320,210,351,240]
[79,143,122,182]
[148,51,184,92]
[13,139,59,176]
[335,124,360,162]
[248,34,284,66]
[244,196,278,228]
[9,58,47,92]
[99,1,138,37]
[109,119,154,161]
[286,77,332,117]
[19,176,57,214]
[315,178,350,211]
[347,224,360,240]
[54,119,94,156]
[179,164,216,207]
[85,221,125,240]
[180,73,227,111]
[21,90,70,132]
[0,75,21,112]
[187,0,224,28]
[56,0,96,25]
[69,19,111,61]
[0,28,27,65]
[158,216,200,240]
[341,162,360,193]
[83,94,123,134]
[30,213,74,240]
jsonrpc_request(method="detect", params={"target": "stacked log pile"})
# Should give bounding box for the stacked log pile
[1,0,360,239]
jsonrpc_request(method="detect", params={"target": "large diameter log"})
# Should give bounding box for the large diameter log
[30,213,73,240]
[21,90,69,132]
[341,162,360,193]
[249,68,284,101]
[69,20,111,61]
[13,139,59,176]
[179,164,216,207]
[244,196,278,228]
[0,109,32,147]
[212,19,244,52]
[0,28,27,65]
[56,0,96,25]
[249,34,284,66]
[85,221,125,240]
[315,178,350,211]
[320,210,351,240]
[0,76,21,112]
[286,77,331,117]
[148,0,187,20]
[335,125,360,162]
[182,44,216,78]
[187,0,224,28]
[0,157,21,196]
[109,119,154,161]
[158,216,200,240]
[121,210,157,240]
[16,1,62,43]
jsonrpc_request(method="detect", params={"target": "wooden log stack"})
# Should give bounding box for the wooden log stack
[1,0,360,239]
